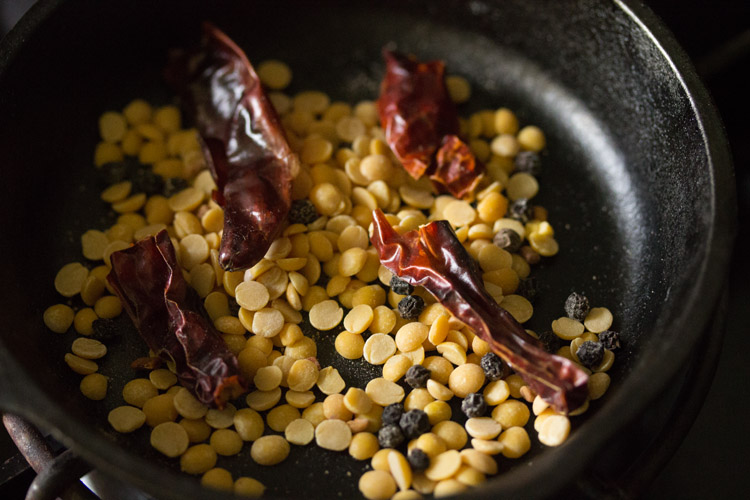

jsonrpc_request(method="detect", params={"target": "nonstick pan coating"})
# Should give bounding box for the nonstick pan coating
[0,0,734,498]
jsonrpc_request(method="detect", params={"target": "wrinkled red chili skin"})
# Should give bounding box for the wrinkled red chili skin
[377,50,459,180]
[370,209,588,414]
[377,50,484,199]
[167,23,299,271]
[108,230,246,408]
[432,135,484,200]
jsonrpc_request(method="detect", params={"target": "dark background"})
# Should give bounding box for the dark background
[1,0,748,498]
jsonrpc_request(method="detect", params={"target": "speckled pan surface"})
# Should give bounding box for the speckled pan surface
[0,0,734,498]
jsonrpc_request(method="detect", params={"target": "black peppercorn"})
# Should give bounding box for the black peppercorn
[461,393,487,418]
[493,228,522,253]
[564,292,590,322]
[381,403,404,426]
[405,365,431,389]
[538,330,562,353]
[576,341,605,368]
[508,198,533,224]
[598,330,621,350]
[288,199,319,224]
[407,448,430,471]
[389,275,414,296]
[398,295,425,320]
[378,424,405,449]
[514,151,542,176]
[399,410,430,439]
[480,352,505,381]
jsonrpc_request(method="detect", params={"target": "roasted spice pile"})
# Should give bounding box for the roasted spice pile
[42,27,620,500]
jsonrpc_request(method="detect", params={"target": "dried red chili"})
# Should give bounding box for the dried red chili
[167,23,299,271]
[108,230,246,408]
[431,135,485,200]
[377,50,484,199]
[370,210,588,413]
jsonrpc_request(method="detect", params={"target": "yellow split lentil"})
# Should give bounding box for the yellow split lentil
[173,388,208,420]
[108,406,146,433]
[364,333,397,365]
[80,373,108,400]
[257,60,292,90]
[250,435,290,466]
[210,429,244,456]
[471,438,504,456]
[234,476,266,497]
[284,418,315,445]
[143,393,178,427]
[150,421,189,458]
[201,468,234,491]
[64,353,98,375]
[498,426,531,459]
[43,304,75,333]
[359,470,397,500]
[73,308,98,335]
[180,444,218,475]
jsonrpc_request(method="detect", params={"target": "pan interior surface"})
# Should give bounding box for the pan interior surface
[0,1,729,498]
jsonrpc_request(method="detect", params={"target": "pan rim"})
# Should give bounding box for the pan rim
[0,0,736,498]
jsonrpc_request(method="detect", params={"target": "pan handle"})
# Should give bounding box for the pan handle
[25,449,96,500]
[2,413,98,500]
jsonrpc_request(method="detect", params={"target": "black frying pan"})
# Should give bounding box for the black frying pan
[0,0,735,498]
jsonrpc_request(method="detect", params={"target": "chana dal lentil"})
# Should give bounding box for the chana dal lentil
[42,57,622,499]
